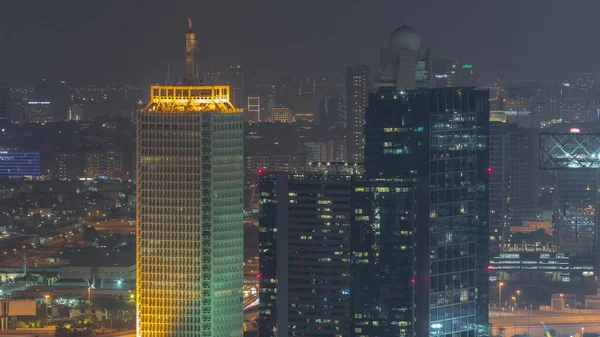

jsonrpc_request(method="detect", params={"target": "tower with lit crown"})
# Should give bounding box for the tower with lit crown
[136,19,244,337]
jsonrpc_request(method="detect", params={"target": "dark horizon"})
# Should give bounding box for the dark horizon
[1,0,600,86]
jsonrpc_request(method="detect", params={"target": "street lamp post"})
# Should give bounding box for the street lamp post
[88,287,92,312]
[499,282,504,308]
[582,327,584,337]
[512,296,516,311]
[516,289,521,310]
[44,294,50,319]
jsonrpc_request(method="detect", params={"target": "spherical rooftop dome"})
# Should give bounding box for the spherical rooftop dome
[390,25,421,52]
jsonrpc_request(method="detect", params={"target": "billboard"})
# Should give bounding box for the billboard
[8,300,36,316]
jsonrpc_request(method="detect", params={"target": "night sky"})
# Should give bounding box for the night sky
[0,0,598,85]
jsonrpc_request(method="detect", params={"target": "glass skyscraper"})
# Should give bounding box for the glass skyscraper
[258,172,417,337]
[259,172,353,337]
[351,176,417,337]
[364,87,490,337]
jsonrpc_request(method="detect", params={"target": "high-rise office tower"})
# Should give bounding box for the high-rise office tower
[258,171,417,337]
[489,121,509,250]
[365,45,490,337]
[506,124,539,228]
[488,109,540,249]
[351,176,417,337]
[0,81,9,121]
[259,172,354,337]
[229,64,244,108]
[136,20,244,337]
[345,65,370,164]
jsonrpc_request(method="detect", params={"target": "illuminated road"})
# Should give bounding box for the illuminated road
[244,293,259,311]
[490,310,600,336]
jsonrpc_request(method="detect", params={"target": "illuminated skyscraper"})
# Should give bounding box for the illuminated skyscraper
[259,172,353,337]
[345,65,370,164]
[136,20,244,337]
[364,26,490,337]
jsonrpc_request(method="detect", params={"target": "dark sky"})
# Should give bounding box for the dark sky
[0,0,598,85]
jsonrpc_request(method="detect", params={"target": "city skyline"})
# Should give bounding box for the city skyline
[2,1,600,85]
[2,4,600,337]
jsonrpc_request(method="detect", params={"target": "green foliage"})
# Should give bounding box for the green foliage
[15,320,28,328]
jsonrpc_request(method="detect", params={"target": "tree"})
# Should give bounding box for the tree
[82,320,96,336]
[55,324,71,337]
[495,326,506,337]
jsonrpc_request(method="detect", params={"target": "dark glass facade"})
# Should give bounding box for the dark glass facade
[364,87,490,337]
[351,177,416,337]
[259,172,353,337]
[259,173,418,337]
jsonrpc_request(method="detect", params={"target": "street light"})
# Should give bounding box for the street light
[88,287,92,312]
[516,289,521,309]
[582,327,584,337]
[512,296,516,310]
[498,282,504,308]
[44,294,50,318]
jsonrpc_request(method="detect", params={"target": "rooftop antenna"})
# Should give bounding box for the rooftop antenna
[184,18,196,84]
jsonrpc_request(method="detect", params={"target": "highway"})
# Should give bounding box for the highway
[490,309,600,336]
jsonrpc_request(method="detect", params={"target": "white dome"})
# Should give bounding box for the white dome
[390,25,421,52]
